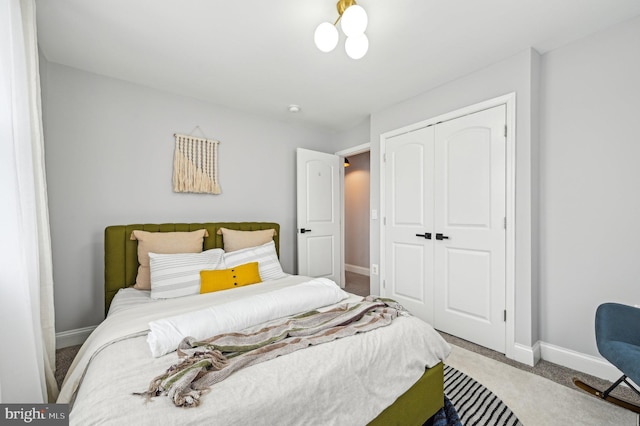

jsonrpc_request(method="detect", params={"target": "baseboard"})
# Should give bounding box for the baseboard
[345,264,370,276]
[539,341,622,382]
[509,341,540,367]
[56,325,97,348]
[508,340,622,383]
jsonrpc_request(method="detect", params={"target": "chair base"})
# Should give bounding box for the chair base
[574,377,640,414]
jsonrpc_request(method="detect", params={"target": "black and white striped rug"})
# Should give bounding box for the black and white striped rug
[444,365,522,426]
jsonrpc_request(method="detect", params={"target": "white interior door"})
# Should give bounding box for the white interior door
[296,148,341,284]
[384,126,435,323]
[433,105,507,352]
[384,105,507,353]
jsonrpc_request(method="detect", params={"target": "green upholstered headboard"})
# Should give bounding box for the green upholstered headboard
[104,222,280,315]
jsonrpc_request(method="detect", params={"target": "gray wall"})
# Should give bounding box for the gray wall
[332,15,640,361]
[42,13,640,363]
[344,151,370,270]
[41,63,338,332]
[539,15,640,357]
[334,116,370,148]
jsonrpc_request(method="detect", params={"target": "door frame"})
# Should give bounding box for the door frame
[379,93,516,359]
[335,142,371,290]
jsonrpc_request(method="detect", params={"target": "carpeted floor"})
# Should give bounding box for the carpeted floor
[55,344,81,389]
[345,270,370,297]
[344,271,640,407]
[440,332,640,406]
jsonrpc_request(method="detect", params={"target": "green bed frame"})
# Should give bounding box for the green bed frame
[103,221,443,425]
[104,222,280,314]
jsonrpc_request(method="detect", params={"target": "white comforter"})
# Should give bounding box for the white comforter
[59,275,451,425]
[147,277,349,357]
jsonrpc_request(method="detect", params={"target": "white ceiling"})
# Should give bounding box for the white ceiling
[35,0,640,132]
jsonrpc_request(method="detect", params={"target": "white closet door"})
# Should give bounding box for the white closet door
[384,104,507,353]
[384,126,435,324]
[433,105,507,352]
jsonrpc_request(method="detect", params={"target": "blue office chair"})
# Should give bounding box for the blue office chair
[574,302,640,413]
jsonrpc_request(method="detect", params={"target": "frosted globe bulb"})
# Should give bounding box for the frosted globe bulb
[314,22,339,53]
[341,5,368,37]
[345,33,368,60]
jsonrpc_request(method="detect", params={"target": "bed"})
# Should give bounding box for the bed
[58,222,450,425]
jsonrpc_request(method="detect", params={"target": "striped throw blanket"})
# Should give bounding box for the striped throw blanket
[137,296,407,407]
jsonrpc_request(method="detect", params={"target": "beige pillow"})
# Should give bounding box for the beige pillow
[130,229,208,290]
[217,228,276,252]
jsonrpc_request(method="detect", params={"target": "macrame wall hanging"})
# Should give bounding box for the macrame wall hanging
[172,133,222,194]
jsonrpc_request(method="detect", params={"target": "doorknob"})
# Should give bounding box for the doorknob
[435,233,449,240]
[415,233,432,239]
[300,228,312,234]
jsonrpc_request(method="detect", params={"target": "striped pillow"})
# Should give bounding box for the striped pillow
[224,240,287,281]
[149,249,225,299]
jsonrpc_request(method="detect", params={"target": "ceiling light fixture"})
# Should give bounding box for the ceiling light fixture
[344,157,350,167]
[314,0,368,60]
[288,104,301,113]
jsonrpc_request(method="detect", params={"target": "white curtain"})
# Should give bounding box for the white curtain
[0,0,58,402]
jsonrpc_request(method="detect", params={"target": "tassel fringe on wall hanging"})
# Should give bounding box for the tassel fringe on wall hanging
[173,133,222,194]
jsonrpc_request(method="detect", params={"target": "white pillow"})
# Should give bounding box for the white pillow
[224,240,287,281]
[149,249,225,299]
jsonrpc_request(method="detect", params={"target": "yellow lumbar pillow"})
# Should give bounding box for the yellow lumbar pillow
[200,262,262,294]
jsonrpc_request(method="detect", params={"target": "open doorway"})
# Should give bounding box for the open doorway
[338,145,371,297]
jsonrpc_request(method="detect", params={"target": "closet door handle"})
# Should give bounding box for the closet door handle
[435,233,449,240]
[415,233,432,239]
[300,228,312,234]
